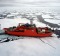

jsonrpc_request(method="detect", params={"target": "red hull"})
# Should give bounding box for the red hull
[5,31,52,37]
[4,27,53,37]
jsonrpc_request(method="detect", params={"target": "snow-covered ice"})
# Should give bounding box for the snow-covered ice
[42,14,53,19]
[44,19,60,25]
[0,36,60,56]
[0,16,47,29]
[0,11,60,56]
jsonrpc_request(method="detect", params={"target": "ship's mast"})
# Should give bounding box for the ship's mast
[0,24,1,30]
[29,17,34,25]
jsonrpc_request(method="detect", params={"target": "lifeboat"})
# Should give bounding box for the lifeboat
[4,23,53,37]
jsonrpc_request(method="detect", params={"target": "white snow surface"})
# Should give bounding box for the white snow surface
[44,19,60,25]
[0,18,30,29]
[42,14,53,19]
[33,20,46,27]
[0,36,60,56]
[0,17,46,29]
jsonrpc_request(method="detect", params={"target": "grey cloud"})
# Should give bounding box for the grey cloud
[0,0,60,7]
[0,0,60,3]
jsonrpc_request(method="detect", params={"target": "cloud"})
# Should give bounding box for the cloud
[0,0,60,3]
[0,0,60,7]
[0,0,14,2]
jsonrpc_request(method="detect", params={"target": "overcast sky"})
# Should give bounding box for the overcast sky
[0,0,60,7]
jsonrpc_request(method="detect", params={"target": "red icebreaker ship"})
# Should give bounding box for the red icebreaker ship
[4,23,53,37]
